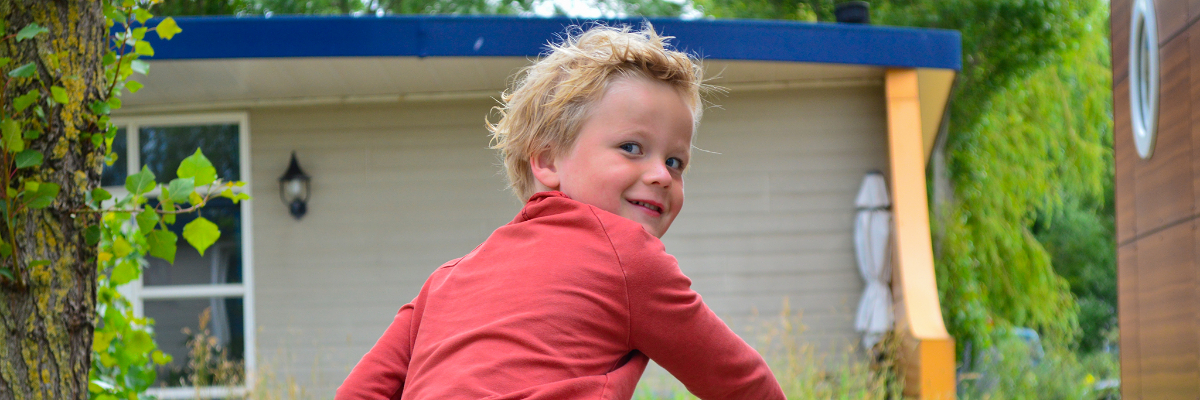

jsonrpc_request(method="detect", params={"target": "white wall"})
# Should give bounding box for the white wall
[249,84,888,395]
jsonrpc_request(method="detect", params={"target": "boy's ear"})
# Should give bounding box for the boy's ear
[529,148,561,191]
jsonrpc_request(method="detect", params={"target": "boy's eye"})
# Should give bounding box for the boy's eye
[619,142,642,154]
[666,157,684,170]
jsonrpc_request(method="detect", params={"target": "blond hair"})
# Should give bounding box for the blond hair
[487,23,704,201]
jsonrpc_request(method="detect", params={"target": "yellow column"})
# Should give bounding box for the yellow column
[884,68,956,400]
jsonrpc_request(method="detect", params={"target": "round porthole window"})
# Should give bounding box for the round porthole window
[1130,0,1160,159]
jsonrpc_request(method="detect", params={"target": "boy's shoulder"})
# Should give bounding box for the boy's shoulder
[520,192,656,239]
[518,191,675,268]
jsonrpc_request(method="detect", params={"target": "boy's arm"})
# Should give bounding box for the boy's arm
[336,304,416,400]
[620,238,785,400]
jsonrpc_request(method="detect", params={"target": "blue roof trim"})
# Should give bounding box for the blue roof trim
[139,16,961,71]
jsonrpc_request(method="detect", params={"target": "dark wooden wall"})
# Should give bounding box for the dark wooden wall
[1113,0,1200,398]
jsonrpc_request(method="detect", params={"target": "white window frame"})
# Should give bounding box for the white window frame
[108,112,255,399]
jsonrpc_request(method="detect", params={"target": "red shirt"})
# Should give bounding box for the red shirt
[337,192,784,400]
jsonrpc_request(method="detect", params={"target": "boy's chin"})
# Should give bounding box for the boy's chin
[638,222,668,238]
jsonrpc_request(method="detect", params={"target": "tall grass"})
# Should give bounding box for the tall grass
[172,304,1120,400]
[634,299,902,400]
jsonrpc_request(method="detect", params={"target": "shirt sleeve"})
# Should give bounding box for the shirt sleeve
[336,303,415,400]
[615,228,786,400]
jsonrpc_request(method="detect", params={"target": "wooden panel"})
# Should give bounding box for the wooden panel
[1156,0,1191,46]
[1118,242,1141,400]
[1116,79,1138,244]
[1134,221,1200,399]
[1114,0,1132,83]
[1135,36,1194,233]
[1191,22,1200,216]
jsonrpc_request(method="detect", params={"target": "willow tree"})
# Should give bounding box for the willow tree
[0,1,106,398]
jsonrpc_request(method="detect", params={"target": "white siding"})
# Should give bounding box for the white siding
[249,84,887,395]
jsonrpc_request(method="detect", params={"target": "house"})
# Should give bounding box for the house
[114,15,961,398]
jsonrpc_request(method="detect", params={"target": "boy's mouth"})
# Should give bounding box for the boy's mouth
[628,199,663,213]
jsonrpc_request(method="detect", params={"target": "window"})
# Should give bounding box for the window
[107,113,254,399]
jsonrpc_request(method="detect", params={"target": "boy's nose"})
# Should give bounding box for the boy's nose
[643,162,672,187]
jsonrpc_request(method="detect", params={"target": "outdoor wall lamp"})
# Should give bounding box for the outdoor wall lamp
[278,151,311,220]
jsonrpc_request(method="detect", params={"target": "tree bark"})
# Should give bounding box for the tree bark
[0,1,105,399]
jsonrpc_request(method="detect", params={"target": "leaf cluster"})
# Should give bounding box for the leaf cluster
[78,2,249,399]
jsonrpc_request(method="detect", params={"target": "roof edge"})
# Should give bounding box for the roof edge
[136,15,961,71]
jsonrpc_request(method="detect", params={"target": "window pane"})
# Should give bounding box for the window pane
[139,124,239,184]
[143,197,242,286]
[100,127,128,188]
[146,297,245,387]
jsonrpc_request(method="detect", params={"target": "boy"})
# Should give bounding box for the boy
[337,24,785,400]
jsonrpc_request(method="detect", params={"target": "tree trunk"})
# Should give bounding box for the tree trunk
[0,1,105,399]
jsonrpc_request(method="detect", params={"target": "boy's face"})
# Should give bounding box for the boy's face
[532,77,694,238]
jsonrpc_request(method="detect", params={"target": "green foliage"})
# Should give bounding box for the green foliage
[960,335,1119,400]
[1035,194,1116,353]
[928,2,1112,351]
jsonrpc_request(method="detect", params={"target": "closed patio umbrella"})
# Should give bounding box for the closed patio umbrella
[853,172,893,349]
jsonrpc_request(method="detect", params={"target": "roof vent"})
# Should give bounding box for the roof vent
[835,1,870,24]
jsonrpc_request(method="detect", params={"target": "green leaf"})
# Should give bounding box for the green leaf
[15,150,42,169]
[234,192,252,204]
[13,90,38,112]
[91,188,112,203]
[133,9,152,24]
[1,119,23,153]
[26,183,58,209]
[151,350,172,365]
[85,225,101,246]
[111,259,137,285]
[27,196,51,209]
[125,166,156,195]
[188,191,203,205]
[28,260,49,268]
[130,59,149,75]
[133,40,154,56]
[89,378,114,393]
[0,268,11,280]
[167,177,194,203]
[112,237,132,258]
[0,243,10,257]
[101,51,116,67]
[156,17,182,40]
[106,97,121,111]
[0,58,9,69]
[126,330,153,355]
[22,130,39,140]
[8,62,37,78]
[90,100,111,115]
[177,149,217,187]
[15,23,48,41]
[161,198,176,224]
[104,5,126,25]
[146,229,176,263]
[125,80,143,93]
[183,217,219,256]
[50,86,68,104]
[135,206,158,234]
[91,331,115,353]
